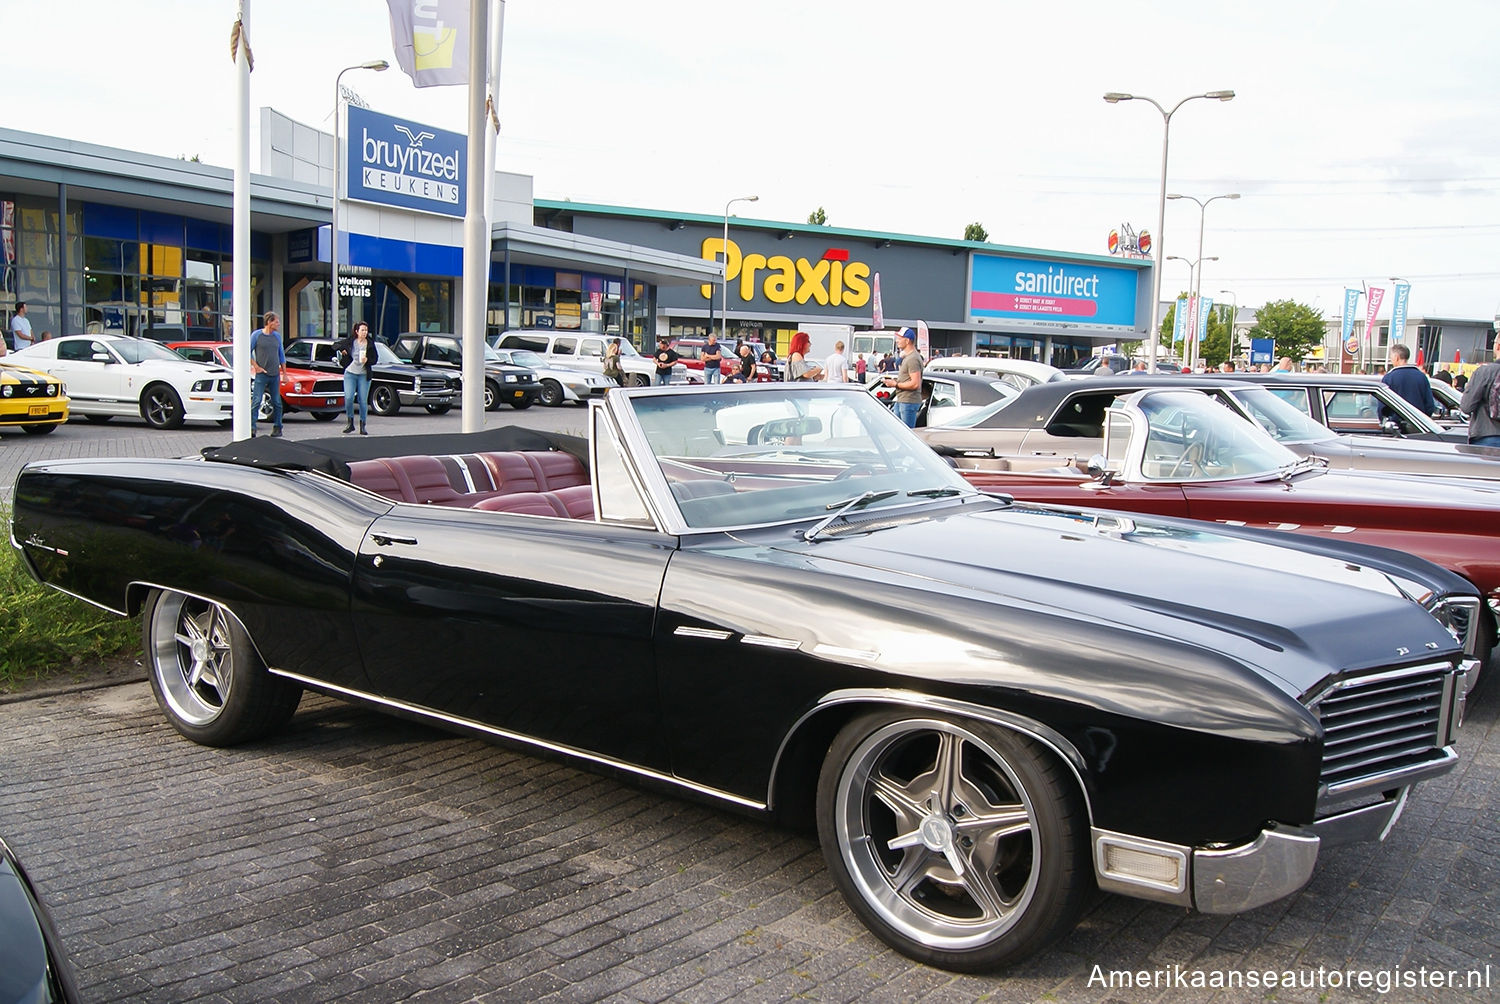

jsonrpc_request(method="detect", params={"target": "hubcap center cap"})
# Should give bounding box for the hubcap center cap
[190,638,209,662]
[919,815,955,853]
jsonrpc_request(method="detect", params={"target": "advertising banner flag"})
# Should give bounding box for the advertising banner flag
[386,0,469,87]
[872,272,884,328]
[1186,294,1200,345]
[1341,288,1361,341]
[1172,296,1188,343]
[1390,282,1411,344]
[915,319,931,358]
[1197,297,1214,344]
[1364,285,1386,345]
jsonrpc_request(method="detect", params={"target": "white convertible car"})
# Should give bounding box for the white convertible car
[11,335,235,429]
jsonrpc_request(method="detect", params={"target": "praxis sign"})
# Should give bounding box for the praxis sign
[969,253,1138,331]
[346,105,466,218]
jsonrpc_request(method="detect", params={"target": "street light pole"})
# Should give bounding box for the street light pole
[1103,89,1234,372]
[1166,255,1217,365]
[1168,192,1238,369]
[331,60,389,339]
[721,195,758,342]
[1217,289,1238,365]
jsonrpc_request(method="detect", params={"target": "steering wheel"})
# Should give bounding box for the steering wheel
[1167,440,1207,479]
[833,464,876,481]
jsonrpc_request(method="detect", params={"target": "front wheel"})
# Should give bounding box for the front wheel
[370,384,400,416]
[424,403,453,415]
[816,711,1090,972]
[142,590,302,747]
[631,373,651,388]
[538,379,565,407]
[22,423,57,434]
[141,383,185,429]
[483,381,500,411]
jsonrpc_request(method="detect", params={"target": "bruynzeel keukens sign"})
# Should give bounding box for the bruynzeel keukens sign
[345,105,467,219]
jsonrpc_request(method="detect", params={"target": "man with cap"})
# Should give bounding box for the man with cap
[882,327,924,427]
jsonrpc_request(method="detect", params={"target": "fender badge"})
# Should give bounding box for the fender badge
[1396,647,1410,657]
[23,534,67,556]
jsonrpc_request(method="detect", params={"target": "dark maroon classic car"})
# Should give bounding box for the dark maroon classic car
[957,389,1499,691]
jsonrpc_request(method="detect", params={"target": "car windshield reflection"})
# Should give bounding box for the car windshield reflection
[940,394,1020,428]
[627,388,974,529]
[112,338,199,365]
[1223,386,1337,444]
[1134,391,1301,481]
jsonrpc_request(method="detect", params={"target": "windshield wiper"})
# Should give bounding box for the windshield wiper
[802,490,900,542]
[1277,455,1328,482]
[906,486,973,499]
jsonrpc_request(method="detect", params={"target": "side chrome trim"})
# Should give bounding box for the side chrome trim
[740,634,800,650]
[673,626,732,640]
[1193,825,1320,914]
[266,668,767,813]
[769,688,1094,822]
[1313,788,1410,848]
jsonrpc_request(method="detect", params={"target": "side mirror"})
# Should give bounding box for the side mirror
[1381,417,1404,437]
[1087,453,1116,486]
[91,352,112,363]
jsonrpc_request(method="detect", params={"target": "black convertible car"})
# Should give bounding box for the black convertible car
[0,835,80,1003]
[8,384,1476,971]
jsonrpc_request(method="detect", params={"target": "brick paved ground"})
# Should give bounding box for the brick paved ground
[0,679,1494,1003]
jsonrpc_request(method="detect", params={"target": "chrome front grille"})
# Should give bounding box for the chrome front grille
[312,379,344,395]
[418,376,451,392]
[1308,663,1456,810]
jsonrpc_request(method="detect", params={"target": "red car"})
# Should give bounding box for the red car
[956,388,1499,691]
[672,337,778,382]
[169,341,345,421]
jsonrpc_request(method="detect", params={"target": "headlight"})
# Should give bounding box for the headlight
[191,379,212,392]
[413,377,422,392]
[292,381,305,393]
[218,378,233,393]
[1,385,10,397]
[46,383,57,396]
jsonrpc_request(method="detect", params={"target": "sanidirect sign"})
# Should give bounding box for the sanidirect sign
[969,254,1138,331]
[345,105,466,218]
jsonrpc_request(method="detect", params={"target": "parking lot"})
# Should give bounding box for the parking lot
[2,410,1498,1002]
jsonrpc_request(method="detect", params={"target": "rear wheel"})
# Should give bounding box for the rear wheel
[631,373,650,388]
[483,381,500,411]
[142,589,302,747]
[141,383,185,429]
[370,384,400,416]
[816,710,1090,972]
[425,403,453,415]
[539,379,564,407]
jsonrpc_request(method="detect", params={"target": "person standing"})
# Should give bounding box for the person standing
[1381,344,1436,416]
[10,301,32,350]
[334,321,373,434]
[883,327,923,427]
[603,338,625,387]
[855,353,868,382]
[1460,341,1500,447]
[823,340,850,383]
[249,311,284,438]
[653,337,679,386]
[701,332,724,385]
[785,331,823,381]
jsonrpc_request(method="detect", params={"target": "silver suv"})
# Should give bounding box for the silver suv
[490,330,686,385]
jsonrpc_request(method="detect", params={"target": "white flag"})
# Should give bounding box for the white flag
[386,0,469,87]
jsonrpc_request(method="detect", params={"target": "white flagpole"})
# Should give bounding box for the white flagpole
[232,0,252,442]
[460,0,491,431]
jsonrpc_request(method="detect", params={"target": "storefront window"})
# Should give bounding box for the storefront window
[415,279,450,332]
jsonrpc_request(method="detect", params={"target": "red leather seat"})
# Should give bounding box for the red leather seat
[526,452,588,491]
[385,456,464,505]
[548,485,595,519]
[347,460,408,502]
[471,492,566,517]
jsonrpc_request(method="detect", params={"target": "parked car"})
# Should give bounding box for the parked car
[0,360,69,435]
[1429,378,1468,427]
[10,334,233,429]
[283,337,460,416]
[168,341,344,422]
[11,383,1474,971]
[925,356,1066,391]
[1060,353,1134,376]
[953,387,1498,689]
[0,835,81,1003]
[390,333,541,411]
[490,329,686,386]
[486,346,614,405]
[1225,373,1464,442]
[916,376,1500,481]
[866,371,1019,427]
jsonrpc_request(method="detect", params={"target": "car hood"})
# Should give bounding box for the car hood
[138,360,229,379]
[766,499,1456,698]
[0,362,59,384]
[375,361,452,379]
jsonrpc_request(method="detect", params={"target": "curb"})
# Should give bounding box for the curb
[0,669,147,706]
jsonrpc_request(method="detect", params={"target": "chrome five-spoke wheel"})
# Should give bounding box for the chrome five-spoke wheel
[817,712,1089,971]
[142,589,302,747]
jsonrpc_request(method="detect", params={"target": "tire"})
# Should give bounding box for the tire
[311,411,339,422]
[370,384,400,416]
[141,383,186,429]
[483,380,500,412]
[83,414,112,424]
[511,395,533,410]
[631,373,650,388]
[142,589,302,747]
[22,423,57,434]
[257,395,274,422]
[816,710,1090,972]
[538,379,564,407]
[216,419,233,428]
[424,403,453,415]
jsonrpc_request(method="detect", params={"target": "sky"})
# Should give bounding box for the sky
[8,0,1500,322]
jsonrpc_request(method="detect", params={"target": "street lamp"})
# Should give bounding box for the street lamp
[721,195,758,342]
[331,60,389,338]
[1218,290,1238,365]
[1164,256,1216,365]
[1168,192,1239,368]
[1103,89,1234,371]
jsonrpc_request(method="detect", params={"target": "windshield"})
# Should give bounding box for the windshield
[627,387,974,530]
[507,349,547,368]
[1137,391,1300,481]
[1223,386,1336,444]
[373,342,403,365]
[616,340,644,358]
[111,338,202,364]
[941,394,1021,428]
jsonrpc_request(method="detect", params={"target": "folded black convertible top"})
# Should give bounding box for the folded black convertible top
[202,426,589,481]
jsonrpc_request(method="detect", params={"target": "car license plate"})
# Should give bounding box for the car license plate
[325,397,339,405]
[28,404,47,416]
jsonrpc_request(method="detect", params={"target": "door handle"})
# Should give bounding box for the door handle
[370,533,418,547]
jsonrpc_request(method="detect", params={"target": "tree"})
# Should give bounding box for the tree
[1248,299,1324,363]
[963,222,988,242]
[806,207,828,226]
